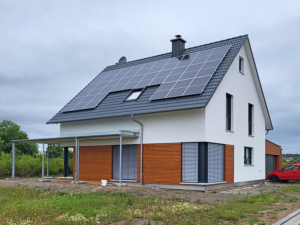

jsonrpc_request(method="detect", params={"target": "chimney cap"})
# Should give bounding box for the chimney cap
[170,34,186,43]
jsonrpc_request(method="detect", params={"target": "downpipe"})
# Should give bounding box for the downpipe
[131,115,143,185]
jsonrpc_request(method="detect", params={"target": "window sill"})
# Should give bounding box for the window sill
[180,181,226,185]
[226,130,234,133]
[248,135,255,137]
[244,164,254,167]
[239,71,244,75]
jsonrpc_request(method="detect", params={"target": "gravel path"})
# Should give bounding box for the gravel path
[0,178,292,205]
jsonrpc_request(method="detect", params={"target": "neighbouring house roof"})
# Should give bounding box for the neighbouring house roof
[47,35,272,130]
[266,139,281,148]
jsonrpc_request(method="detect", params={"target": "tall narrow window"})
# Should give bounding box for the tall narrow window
[239,57,244,74]
[248,104,253,135]
[244,147,252,165]
[226,94,233,131]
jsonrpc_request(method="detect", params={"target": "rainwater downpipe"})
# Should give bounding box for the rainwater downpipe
[131,115,143,185]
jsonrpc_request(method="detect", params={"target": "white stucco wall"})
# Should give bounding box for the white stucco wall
[60,108,206,146]
[205,44,266,182]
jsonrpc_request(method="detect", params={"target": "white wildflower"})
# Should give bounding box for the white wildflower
[8,219,33,225]
[55,212,88,222]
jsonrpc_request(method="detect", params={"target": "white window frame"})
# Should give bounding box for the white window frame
[226,93,234,132]
[244,147,254,166]
[248,103,254,136]
[125,89,143,101]
[239,56,244,74]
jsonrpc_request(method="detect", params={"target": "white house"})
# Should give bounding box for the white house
[12,35,273,191]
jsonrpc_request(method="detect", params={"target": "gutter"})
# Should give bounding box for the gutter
[131,115,143,185]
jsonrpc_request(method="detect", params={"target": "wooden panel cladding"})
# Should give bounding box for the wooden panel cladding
[266,140,282,170]
[138,143,182,185]
[73,146,112,181]
[224,144,234,184]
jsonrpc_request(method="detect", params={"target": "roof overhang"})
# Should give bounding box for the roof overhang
[12,130,139,144]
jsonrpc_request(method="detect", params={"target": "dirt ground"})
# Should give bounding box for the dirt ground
[1,178,300,224]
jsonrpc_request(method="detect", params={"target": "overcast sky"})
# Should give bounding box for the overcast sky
[0,1,299,153]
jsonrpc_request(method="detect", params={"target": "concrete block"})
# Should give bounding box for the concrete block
[38,179,52,182]
[70,181,87,184]
[6,177,21,180]
[77,181,87,184]
[112,183,127,187]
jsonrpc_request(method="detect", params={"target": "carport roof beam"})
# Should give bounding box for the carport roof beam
[11,130,140,144]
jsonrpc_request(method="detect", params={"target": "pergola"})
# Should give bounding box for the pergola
[11,130,140,182]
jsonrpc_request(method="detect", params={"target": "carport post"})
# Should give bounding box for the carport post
[75,138,78,181]
[12,142,15,178]
[119,135,122,183]
[77,139,80,181]
[42,141,45,179]
[47,144,49,177]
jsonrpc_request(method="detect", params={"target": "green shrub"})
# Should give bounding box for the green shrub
[0,153,65,178]
[0,153,12,176]
[48,158,63,174]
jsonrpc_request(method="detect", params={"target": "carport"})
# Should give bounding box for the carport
[11,130,139,182]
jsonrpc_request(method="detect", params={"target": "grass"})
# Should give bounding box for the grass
[281,183,300,193]
[0,186,285,224]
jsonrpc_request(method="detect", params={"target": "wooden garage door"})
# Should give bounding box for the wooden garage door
[266,155,277,178]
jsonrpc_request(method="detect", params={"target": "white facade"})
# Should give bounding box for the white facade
[205,44,266,182]
[60,108,206,146]
[60,42,269,183]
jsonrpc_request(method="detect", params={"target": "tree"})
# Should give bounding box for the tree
[46,144,63,158]
[0,120,39,156]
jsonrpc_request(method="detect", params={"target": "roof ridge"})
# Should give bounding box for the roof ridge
[184,34,248,51]
[105,34,248,70]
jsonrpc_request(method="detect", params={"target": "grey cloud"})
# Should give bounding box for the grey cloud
[1,0,300,153]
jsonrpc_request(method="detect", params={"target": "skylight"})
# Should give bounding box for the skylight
[126,90,143,101]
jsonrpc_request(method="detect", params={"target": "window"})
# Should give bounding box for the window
[113,145,137,180]
[226,93,233,131]
[244,147,252,165]
[239,57,244,74]
[182,143,224,183]
[248,104,254,135]
[125,90,143,101]
[282,165,298,171]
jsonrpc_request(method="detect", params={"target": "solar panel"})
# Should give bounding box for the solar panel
[150,45,231,100]
[61,44,231,112]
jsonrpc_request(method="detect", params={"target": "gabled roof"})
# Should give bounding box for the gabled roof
[48,35,271,127]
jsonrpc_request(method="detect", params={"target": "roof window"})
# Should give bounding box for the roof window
[125,89,143,101]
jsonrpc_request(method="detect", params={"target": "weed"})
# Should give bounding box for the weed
[271,215,277,219]
[288,197,298,203]
[58,191,67,196]
[248,215,258,225]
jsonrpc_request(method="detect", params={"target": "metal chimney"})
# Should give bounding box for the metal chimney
[170,35,186,57]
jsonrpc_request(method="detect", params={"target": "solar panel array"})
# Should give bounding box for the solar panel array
[62,44,231,112]
[150,45,231,100]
